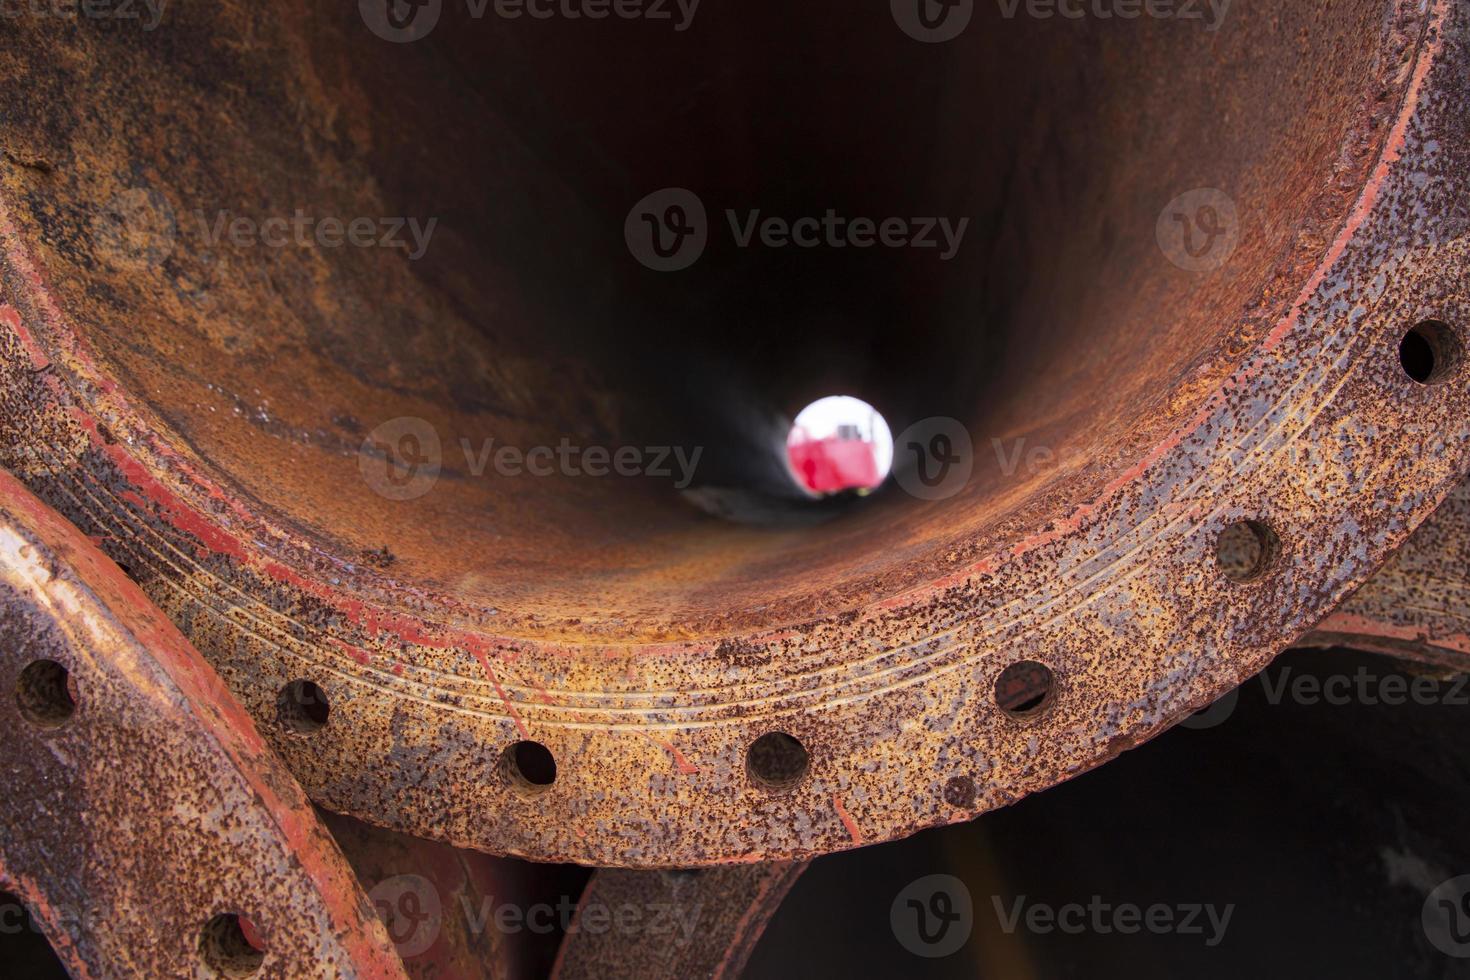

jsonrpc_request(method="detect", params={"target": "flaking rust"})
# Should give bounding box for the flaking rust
[0,0,1467,872]
[0,468,405,979]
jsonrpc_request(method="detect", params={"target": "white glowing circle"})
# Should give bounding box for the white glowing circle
[786,395,894,493]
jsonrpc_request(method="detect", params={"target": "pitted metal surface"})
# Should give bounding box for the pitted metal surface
[0,467,406,979]
[1303,475,1470,669]
[551,863,807,980]
[0,0,1467,870]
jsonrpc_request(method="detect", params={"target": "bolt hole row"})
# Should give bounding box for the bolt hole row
[8,675,265,974]
[990,518,1283,724]
[262,519,1293,777]
[12,323,1450,798]
[0,514,1300,797]
[9,322,1458,767]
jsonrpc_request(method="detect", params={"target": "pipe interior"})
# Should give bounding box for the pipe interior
[0,1,1400,637]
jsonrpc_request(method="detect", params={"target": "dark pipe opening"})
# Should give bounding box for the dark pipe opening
[0,0,1403,636]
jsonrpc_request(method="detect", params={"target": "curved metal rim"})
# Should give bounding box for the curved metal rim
[0,469,406,978]
[0,0,1468,866]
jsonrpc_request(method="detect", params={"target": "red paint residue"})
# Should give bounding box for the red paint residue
[466,641,531,739]
[646,733,700,775]
[833,794,862,846]
[71,408,249,561]
[331,638,371,666]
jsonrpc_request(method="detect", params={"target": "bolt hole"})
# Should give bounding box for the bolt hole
[275,680,329,733]
[198,913,264,977]
[745,731,810,791]
[1399,320,1461,385]
[1215,519,1280,583]
[500,740,556,796]
[994,661,1055,718]
[15,660,77,728]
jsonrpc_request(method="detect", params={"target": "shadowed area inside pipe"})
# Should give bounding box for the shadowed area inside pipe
[0,0,1406,637]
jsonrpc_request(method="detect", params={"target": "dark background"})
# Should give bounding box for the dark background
[748,648,1470,978]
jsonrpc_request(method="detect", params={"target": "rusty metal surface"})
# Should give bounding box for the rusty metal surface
[326,809,557,980]
[1302,475,1470,669]
[0,0,1468,869]
[0,467,407,978]
[328,812,515,980]
[551,863,807,980]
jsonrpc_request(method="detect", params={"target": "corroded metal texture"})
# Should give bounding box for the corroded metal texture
[326,810,543,980]
[0,467,406,978]
[0,0,1468,869]
[551,863,807,980]
[1302,476,1470,669]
